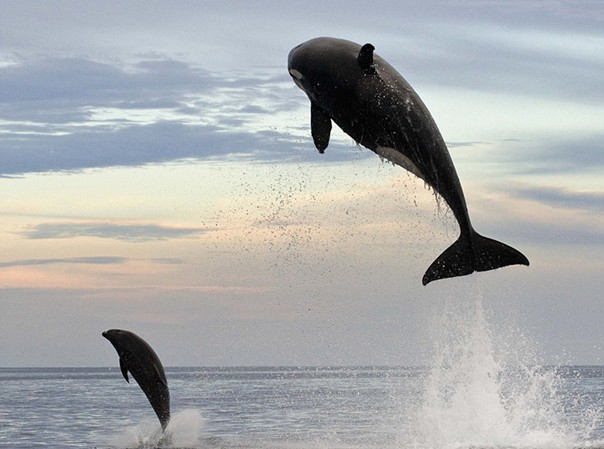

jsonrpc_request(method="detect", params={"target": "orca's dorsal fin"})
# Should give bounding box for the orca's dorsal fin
[310,101,332,153]
[119,357,130,383]
[358,43,376,73]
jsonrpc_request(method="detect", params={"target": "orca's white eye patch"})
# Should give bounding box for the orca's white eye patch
[289,68,304,80]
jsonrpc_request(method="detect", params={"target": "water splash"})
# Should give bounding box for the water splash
[166,409,206,447]
[109,408,205,448]
[409,282,594,449]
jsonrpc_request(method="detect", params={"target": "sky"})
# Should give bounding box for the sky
[0,0,603,367]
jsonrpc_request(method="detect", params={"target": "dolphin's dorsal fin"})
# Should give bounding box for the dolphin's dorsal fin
[310,101,332,153]
[119,357,130,383]
[154,363,168,388]
[358,43,376,73]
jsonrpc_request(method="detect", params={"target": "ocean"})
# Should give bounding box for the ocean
[2,290,604,449]
[1,364,603,449]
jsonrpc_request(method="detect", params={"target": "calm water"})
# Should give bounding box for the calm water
[1,365,604,449]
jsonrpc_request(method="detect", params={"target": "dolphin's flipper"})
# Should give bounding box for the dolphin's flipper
[422,231,529,285]
[119,357,130,383]
[311,101,332,153]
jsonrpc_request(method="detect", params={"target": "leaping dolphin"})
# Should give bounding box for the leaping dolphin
[102,329,170,431]
[288,37,529,285]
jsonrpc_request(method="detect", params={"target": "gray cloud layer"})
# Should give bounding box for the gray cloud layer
[2,51,602,177]
[511,185,604,213]
[22,222,208,242]
[2,0,603,177]
[0,55,308,175]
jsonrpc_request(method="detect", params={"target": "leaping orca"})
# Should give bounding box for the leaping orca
[288,37,529,285]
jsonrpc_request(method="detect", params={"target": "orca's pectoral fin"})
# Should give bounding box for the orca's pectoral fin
[119,357,130,383]
[311,101,332,153]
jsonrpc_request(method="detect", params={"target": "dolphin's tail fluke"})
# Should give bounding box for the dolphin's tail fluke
[422,231,529,285]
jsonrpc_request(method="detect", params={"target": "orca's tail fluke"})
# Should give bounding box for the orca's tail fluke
[422,230,529,285]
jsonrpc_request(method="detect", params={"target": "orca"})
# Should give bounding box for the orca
[102,329,170,431]
[288,37,529,285]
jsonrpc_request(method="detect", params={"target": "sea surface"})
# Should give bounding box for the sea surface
[1,364,604,449]
[3,288,604,449]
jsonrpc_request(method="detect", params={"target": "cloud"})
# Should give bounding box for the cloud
[470,182,604,248]
[0,256,128,268]
[4,3,603,175]
[509,184,604,213]
[22,222,209,242]
[2,3,603,176]
[1,120,267,174]
[0,56,216,107]
[0,256,184,269]
[460,136,604,178]
[540,136,604,173]
[504,216,604,247]
[447,141,488,149]
[0,53,336,175]
[404,25,604,105]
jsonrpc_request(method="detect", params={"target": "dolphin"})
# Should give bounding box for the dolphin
[288,37,529,285]
[102,329,170,431]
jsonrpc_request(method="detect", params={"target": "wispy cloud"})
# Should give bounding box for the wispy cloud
[509,137,604,175]
[0,55,307,175]
[509,184,604,213]
[470,182,604,247]
[0,56,217,110]
[2,0,602,177]
[0,256,127,268]
[22,222,208,242]
[0,256,184,269]
[458,136,604,178]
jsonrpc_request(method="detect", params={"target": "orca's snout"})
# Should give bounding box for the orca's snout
[102,331,109,339]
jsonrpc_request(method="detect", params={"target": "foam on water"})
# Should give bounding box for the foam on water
[408,282,597,449]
